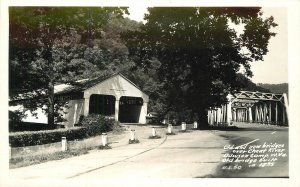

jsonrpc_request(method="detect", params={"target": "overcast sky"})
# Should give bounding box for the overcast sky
[126,7,288,84]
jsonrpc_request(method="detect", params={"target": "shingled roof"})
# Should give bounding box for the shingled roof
[10,73,146,102]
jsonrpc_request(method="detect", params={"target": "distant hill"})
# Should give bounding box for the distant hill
[257,83,288,94]
[237,74,271,93]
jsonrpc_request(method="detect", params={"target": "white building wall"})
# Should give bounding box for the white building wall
[83,75,149,102]
[139,102,148,124]
[83,74,149,124]
[63,99,84,128]
[9,105,48,124]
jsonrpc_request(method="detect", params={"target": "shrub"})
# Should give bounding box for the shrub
[9,127,88,147]
[9,114,115,147]
[9,122,55,132]
[80,114,115,137]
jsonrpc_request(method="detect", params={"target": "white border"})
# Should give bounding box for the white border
[1,0,299,187]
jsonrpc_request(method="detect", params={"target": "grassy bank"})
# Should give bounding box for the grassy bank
[9,148,93,169]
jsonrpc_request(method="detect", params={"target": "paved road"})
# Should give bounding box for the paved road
[9,122,288,182]
[210,122,288,178]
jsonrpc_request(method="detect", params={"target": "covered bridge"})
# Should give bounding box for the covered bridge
[9,73,149,128]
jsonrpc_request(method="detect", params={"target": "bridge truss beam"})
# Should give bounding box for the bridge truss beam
[207,91,288,126]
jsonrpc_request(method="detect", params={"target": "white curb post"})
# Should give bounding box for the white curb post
[61,137,67,151]
[130,130,135,141]
[193,121,198,129]
[167,124,173,134]
[102,133,108,146]
[181,122,186,131]
[152,127,156,137]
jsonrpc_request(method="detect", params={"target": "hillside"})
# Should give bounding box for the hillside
[257,83,288,94]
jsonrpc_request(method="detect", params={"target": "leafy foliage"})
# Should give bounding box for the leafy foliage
[9,7,129,126]
[123,7,277,126]
[80,114,115,136]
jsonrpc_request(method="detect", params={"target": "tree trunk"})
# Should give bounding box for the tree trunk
[48,79,55,128]
[45,43,55,128]
[197,107,209,130]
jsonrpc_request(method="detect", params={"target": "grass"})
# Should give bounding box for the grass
[148,135,161,139]
[166,132,176,135]
[128,139,140,144]
[9,124,126,169]
[98,145,112,150]
[9,149,91,169]
[179,130,191,133]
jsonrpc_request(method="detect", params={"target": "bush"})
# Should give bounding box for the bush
[9,114,115,147]
[9,127,88,147]
[9,122,55,132]
[80,114,115,137]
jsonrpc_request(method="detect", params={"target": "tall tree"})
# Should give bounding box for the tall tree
[9,7,128,127]
[123,7,277,127]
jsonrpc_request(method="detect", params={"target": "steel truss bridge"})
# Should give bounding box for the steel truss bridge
[207,91,289,126]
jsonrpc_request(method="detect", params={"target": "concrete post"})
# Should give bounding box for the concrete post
[224,105,227,122]
[213,110,217,125]
[255,105,258,122]
[275,102,278,124]
[217,108,221,124]
[181,122,186,131]
[226,102,232,125]
[152,127,156,137]
[260,105,263,123]
[269,102,272,123]
[207,110,210,124]
[264,103,267,123]
[130,130,135,141]
[193,121,198,129]
[216,109,219,124]
[283,93,289,124]
[283,105,286,125]
[221,105,224,123]
[209,110,212,125]
[61,137,67,151]
[102,133,108,146]
[232,109,235,121]
[248,107,252,123]
[240,109,243,122]
[115,100,119,122]
[167,124,173,134]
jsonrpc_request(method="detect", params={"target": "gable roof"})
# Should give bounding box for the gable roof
[55,73,146,95]
[10,73,147,102]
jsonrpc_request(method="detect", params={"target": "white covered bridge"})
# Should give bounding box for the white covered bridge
[9,73,149,128]
[207,91,289,126]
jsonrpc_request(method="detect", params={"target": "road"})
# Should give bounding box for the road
[208,122,289,178]
[9,122,288,182]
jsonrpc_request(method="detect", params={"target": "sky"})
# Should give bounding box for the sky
[126,6,288,84]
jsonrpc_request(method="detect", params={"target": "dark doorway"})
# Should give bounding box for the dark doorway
[89,94,116,116]
[119,96,143,123]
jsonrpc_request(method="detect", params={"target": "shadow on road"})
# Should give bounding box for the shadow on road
[194,125,288,132]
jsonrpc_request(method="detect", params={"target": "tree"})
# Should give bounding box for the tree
[123,7,277,128]
[9,7,128,127]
